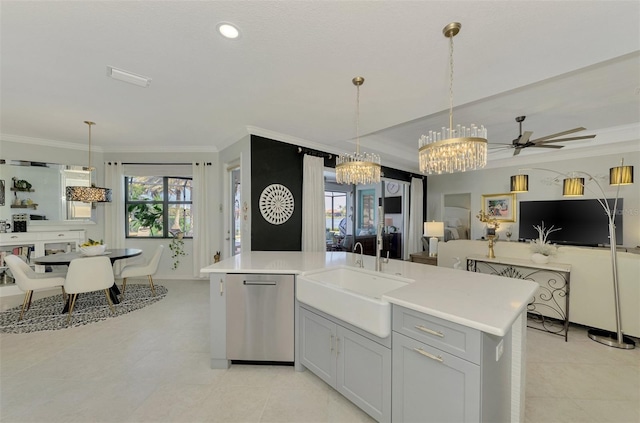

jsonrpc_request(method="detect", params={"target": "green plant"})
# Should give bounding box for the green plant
[169,230,186,270]
[128,201,163,236]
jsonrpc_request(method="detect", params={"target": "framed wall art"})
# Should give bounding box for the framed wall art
[481,193,516,222]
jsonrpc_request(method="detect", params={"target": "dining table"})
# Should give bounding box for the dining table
[33,248,142,311]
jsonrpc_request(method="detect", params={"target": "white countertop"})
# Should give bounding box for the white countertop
[202,252,539,337]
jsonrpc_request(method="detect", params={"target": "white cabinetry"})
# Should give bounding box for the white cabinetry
[299,306,391,423]
[392,305,511,423]
[0,230,85,296]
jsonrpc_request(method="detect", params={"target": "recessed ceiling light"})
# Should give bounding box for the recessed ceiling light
[106,66,151,88]
[217,22,240,39]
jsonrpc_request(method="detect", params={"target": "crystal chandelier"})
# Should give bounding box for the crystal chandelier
[336,76,381,185]
[418,22,487,175]
[65,121,112,203]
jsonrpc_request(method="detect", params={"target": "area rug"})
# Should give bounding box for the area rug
[0,284,167,334]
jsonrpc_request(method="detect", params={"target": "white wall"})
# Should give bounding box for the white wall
[218,135,251,259]
[427,150,640,248]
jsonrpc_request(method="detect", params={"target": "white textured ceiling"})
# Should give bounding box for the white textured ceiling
[1,1,639,172]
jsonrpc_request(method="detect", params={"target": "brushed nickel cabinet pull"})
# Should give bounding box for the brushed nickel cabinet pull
[413,347,444,363]
[415,325,444,337]
[219,279,224,296]
[330,334,334,352]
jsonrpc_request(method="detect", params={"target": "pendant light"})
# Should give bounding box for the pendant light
[418,22,488,174]
[65,121,112,203]
[335,77,381,185]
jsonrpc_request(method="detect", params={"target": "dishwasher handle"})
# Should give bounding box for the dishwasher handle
[243,280,277,286]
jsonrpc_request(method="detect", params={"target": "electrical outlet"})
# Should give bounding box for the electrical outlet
[496,339,504,361]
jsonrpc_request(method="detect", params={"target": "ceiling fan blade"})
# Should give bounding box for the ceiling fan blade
[530,127,586,143]
[516,131,533,145]
[535,134,596,144]
[513,147,522,156]
[531,144,564,149]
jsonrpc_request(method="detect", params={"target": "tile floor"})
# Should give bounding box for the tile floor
[0,279,638,423]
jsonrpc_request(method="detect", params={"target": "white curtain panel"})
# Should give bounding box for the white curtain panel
[192,162,213,277]
[104,161,126,273]
[302,155,326,252]
[408,177,424,257]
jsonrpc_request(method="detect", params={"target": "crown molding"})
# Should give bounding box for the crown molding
[246,126,344,155]
[100,144,218,154]
[1,133,218,154]
[1,133,103,152]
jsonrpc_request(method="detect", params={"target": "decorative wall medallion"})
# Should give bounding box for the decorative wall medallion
[259,184,294,225]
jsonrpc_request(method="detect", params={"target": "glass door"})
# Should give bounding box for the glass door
[229,167,241,256]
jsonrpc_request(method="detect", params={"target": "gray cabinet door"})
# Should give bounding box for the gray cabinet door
[299,307,337,386]
[209,274,229,369]
[392,332,480,423]
[337,326,391,423]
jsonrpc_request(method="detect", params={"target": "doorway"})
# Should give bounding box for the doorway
[229,166,241,256]
[443,193,471,241]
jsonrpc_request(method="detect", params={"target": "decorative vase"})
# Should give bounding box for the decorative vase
[531,253,550,264]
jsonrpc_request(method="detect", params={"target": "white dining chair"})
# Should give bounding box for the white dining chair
[64,256,115,324]
[5,255,67,321]
[120,245,164,296]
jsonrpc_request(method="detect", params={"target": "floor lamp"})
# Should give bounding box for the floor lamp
[510,159,635,349]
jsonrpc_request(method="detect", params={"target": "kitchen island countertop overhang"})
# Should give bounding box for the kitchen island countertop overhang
[201,251,538,337]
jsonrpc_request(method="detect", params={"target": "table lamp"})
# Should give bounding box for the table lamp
[424,221,444,257]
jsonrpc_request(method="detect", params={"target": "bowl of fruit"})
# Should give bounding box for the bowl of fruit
[79,239,106,256]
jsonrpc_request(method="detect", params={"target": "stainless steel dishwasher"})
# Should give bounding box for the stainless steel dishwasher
[226,273,295,362]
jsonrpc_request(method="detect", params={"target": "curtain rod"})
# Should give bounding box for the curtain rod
[297,147,333,159]
[109,162,212,166]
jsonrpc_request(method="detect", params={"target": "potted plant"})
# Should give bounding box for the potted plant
[169,230,186,270]
[530,221,561,264]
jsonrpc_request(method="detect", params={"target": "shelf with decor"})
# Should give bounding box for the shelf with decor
[0,230,85,296]
[10,204,39,209]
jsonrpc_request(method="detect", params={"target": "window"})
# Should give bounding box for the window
[325,191,347,234]
[125,176,193,238]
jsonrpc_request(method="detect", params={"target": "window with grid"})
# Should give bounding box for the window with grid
[125,176,193,238]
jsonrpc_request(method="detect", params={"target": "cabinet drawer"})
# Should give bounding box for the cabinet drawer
[0,233,39,243]
[392,306,481,364]
[39,232,82,241]
[392,331,480,423]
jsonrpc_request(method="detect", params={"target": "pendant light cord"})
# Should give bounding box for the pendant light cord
[87,122,92,171]
[356,82,360,155]
[449,32,454,133]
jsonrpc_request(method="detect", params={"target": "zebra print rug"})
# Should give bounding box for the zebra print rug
[0,284,167,334]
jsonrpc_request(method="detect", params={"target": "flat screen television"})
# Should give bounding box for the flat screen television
[519,199,623,247]
[384,196,402,214]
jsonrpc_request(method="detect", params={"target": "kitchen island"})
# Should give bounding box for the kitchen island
[201,251,538,422]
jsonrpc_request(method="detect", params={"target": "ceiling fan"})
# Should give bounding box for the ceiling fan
[491,116,596,156]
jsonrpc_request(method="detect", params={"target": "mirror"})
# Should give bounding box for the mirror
[0,159,96,225]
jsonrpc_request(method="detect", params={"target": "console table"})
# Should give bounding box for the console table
[466,255,571,341]
[409,251,437,266]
